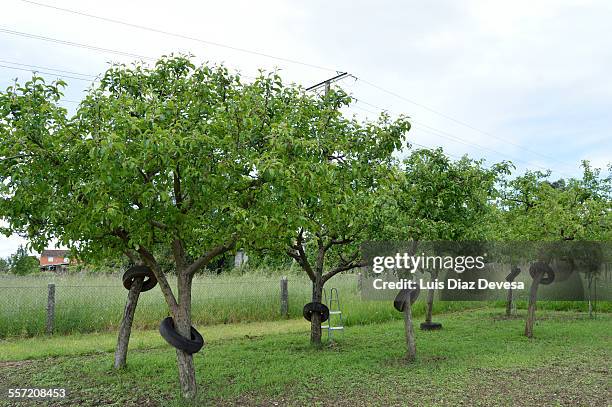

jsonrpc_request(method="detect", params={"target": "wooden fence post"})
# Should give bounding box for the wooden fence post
[280,276,288,318]
[46,283,55,335]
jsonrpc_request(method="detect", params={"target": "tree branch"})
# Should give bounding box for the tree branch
[172,238,188,272]
[323,249,365,283]
[138,168,159,183]
[0,153,36,163]
[112,228,178,313]
[185,235,238,277]
[137,245,179,314]
[323,235,354,251]
[173,164,184,211]
[287,228,316,282]
[123,250,139,264]
[315,236,326,275]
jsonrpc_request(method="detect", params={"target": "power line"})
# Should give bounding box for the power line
[0,27,154,61]
[351,103,482,160]
[364,100,571,177]
[12,0,578,171]
[0,63,95,82]
[352,76,574,169]
[411,120,557,171]
[350,98,574,178]
[0,54,258,86]
[351,103,484,165]
[0,59,98,79]
[0,15,578,177]
[17,0,341,73]
[353,98,519,161]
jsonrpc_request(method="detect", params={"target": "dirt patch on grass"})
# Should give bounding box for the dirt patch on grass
[0,360,33,369]
[463,359,610,407]
[227,358,610,407]
[491,314,524,321]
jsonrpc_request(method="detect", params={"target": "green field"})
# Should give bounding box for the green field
[0,273,318,337]
[0,309,609,406]
[1,273,606,338]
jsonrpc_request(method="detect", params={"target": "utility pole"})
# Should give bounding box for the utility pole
[306,72,350,95]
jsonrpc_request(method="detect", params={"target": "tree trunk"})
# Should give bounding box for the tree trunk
[587,274,593,318]
[310,279,324,346]
[524,269,543,338]
[403,299,416,361]
[175,272,197,399]
[425,270,438,323]
[114,276,144,369]
[506,265,519,317]
[505,286,513,317]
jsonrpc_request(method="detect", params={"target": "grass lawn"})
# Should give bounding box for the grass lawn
[0,309,610,406]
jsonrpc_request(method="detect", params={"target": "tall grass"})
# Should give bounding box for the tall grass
[0,272,607,338]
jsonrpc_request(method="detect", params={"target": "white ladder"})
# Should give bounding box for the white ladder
[321,287,344,341]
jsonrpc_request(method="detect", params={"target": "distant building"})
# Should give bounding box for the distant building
[39,249,75,272]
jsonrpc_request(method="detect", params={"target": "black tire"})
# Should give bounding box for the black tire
[529,262,555,285]
[420,321,442,330]
[159,317,205,354]
[393,285,420,312]
[505,266,521,282]
[122,265,157,292]
[303,302,330,323]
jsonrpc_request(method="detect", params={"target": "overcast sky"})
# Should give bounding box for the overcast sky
[1,0,611,257]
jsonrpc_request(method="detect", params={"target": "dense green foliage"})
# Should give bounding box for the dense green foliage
[499,163,612,241]
[378,148,511,241]
[1,56,610,276]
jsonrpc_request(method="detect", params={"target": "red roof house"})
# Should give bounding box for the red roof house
[39,249,75,272]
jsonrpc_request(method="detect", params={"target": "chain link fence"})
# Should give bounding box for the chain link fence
[0,274,360,338]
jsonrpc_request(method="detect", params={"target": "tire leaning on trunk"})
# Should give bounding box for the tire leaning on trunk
[303,302,330,323]
[393,286,421,312]
[122,265,158,292]
[529,262,555,285]
[159,317,205,354]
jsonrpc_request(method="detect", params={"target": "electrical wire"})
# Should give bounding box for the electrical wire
[0,63,95,82]
[0,23,579,177]
[0,27,154,61]
[0,59,98,79]
[352,94,565,173]
[0,56,259,86]
[0,56,576,177]
[12,0,580,172]
[353,75,574,169]
[17,0,341,73]
[350,98,574,177]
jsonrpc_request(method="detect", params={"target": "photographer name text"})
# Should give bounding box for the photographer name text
[372,278,524,290]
